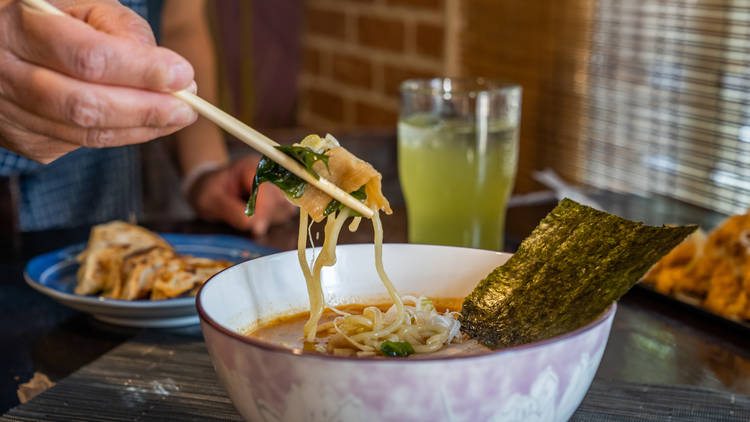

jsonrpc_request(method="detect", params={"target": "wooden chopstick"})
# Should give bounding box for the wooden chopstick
[172,92,374,218]
[19,0,375,219]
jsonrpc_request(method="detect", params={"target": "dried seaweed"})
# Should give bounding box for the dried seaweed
[460,198,697,349]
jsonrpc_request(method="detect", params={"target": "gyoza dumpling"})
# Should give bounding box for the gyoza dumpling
[118,247,175,300]
[150,256,231,300]
[75,245,128,296]
[75,221,172,297]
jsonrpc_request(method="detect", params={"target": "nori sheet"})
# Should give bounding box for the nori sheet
[460,198,697,349]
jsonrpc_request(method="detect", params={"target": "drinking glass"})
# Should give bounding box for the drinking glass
[398,78,521,250]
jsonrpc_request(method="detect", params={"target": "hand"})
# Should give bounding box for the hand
[0,0,198,163]
[189,155,298,235]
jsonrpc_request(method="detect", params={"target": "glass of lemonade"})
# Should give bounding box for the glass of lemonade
[398,78,521,250]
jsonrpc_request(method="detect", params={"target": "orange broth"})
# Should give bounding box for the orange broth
[245,299,491,358]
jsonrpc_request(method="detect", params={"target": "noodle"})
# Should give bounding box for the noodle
[256,133,460,356]
[301,209,351,341]
[296,204,461,356]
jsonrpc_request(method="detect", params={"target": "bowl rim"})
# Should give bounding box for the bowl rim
[196,244,617,363]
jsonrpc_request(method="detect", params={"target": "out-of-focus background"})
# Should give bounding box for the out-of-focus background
[207,0,750,216]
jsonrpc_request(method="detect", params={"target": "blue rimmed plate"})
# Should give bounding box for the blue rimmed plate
[24,233,276,328]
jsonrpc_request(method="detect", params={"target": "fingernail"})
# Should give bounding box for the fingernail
[167,103,197,126]
[167,62,193,90]
[187,81,198,95]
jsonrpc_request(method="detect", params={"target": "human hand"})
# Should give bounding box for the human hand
[189,155,298,235]
[0,0,198,163]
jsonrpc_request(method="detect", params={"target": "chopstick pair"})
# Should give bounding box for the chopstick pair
[19,0,375,219]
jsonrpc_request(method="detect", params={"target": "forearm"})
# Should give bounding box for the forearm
[161,0,228,174]
[174,111,228,174]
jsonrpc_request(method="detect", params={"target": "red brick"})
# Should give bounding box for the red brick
[383,64,436,96]
[357,15,405,52]
[306,87,345,121]
[302,47,322,75]
[385,0,443,9]
[416,22,444,58]
[306,7,346,40]
[355,102,398,126]
[332,53,372,88]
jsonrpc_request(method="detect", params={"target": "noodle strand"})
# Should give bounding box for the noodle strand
[296,200,461,355]
[302,209,351,341]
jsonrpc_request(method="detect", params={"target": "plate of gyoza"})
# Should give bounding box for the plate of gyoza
[24,222,275,328]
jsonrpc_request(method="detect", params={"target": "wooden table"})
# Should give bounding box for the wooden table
[1,131,749,419]
[2,332,749,421]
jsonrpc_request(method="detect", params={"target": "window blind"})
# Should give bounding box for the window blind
[580,0,750,215]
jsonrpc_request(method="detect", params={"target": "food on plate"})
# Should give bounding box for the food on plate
[247,150,696,358]
[76,221,230,300]
[149,256,232,300]
[76,221,170,297]
[643,210,750,321]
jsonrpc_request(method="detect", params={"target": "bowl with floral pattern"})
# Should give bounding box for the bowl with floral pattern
[197,244,615,422]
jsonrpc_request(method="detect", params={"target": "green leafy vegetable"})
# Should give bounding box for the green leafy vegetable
[246,146,330,216]
[460,198,697,350]
[276,145,329,179]
[380,340,415,357]
[322,185,367,217]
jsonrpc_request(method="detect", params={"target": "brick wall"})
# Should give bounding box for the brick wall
[298,0,448,129]
[297,0,596,195]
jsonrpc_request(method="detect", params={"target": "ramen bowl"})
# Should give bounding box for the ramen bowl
[197,244,615,422]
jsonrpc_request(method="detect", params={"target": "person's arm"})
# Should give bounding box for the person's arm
[160,0,227,174]
[0,0,196,163]
[161,0,296,234]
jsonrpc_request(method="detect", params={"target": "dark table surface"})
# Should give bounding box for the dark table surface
[4,332,749,422]
[2,131,749,415]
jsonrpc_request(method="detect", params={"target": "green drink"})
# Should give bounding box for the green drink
[398,79,521,250]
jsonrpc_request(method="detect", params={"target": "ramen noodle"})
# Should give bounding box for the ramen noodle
[248,134,462,357]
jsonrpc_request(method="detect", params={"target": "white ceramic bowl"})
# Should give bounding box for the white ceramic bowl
[197,244,615,422]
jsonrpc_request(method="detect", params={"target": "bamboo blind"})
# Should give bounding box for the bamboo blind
[458,0,750,214]
[580,0,750,214]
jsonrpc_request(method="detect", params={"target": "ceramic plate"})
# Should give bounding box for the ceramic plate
[24,233,276,328]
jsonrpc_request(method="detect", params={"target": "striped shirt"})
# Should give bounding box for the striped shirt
[0,0,163,231]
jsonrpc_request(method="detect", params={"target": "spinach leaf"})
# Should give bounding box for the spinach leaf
[322,185,367,217]
[245,146,330,216]
[380,340,415,357]
[246,156,306,216]
[276,145,329,179]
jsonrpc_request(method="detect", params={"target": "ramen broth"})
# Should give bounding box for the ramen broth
[246,300,491,358]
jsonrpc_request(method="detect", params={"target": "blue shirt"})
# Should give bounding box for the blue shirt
[0,0,163,231]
